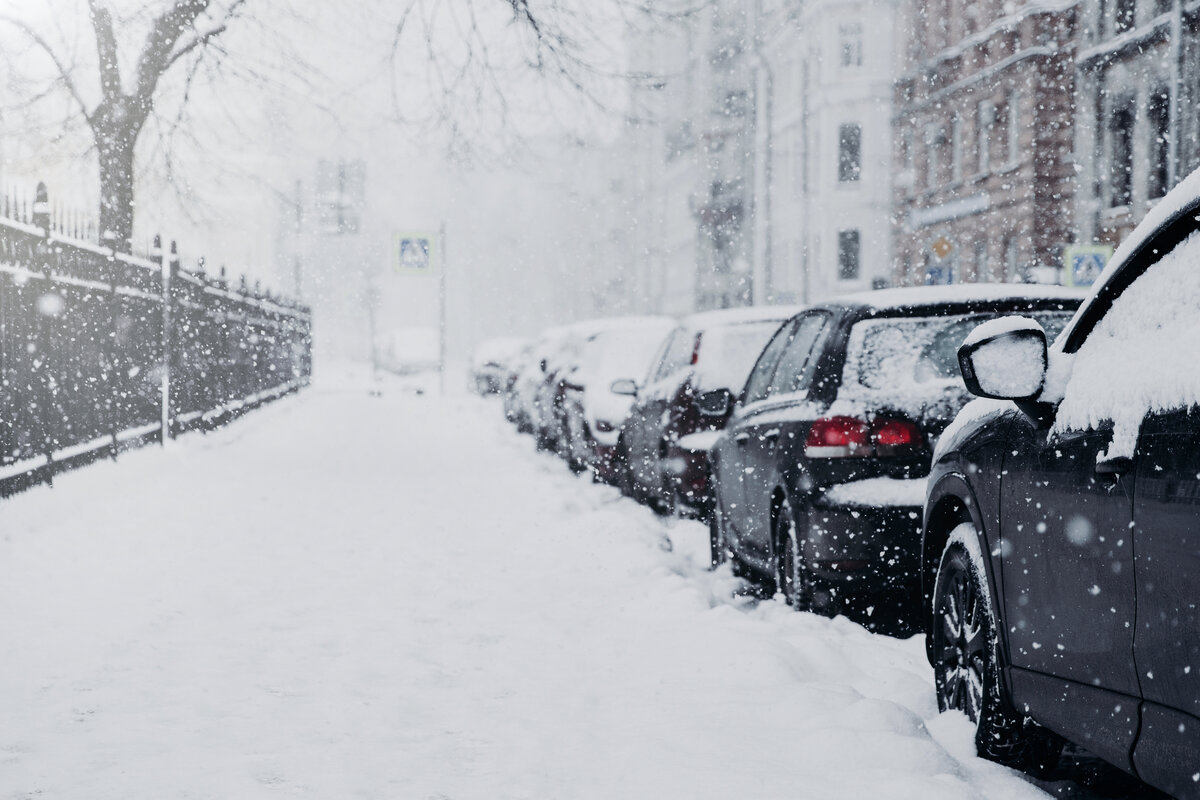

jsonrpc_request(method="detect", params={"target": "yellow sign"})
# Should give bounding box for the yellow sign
[931,236,954,260]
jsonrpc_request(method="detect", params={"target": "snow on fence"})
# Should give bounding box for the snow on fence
[0,183,312,495]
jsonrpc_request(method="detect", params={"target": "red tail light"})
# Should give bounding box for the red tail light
[805,416,922,458]
[871,418,923,450]
[690,332,703,365]
[805,416,870,456]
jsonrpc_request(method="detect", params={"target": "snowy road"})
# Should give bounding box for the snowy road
[0,367,1145,798]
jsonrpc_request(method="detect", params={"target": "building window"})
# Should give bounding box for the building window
[1108,95,1136,208]
[1003,235,1021,282]
[838,123,862,183]
[1148,85,1171,199]
[839,22,863,68]
[1006,90,1021,165]
[977,100,995,173]
[837,230,861,280]
[973,240,989,282]
[1114,0,1136,32]
[951,115,963,182]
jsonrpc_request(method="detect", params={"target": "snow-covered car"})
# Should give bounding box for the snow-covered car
[505,328,569,434]
[923,172,1200,793]
[558,317,675,476]
[470,336,526,395]
[708,286,1081,630]
[617,306,800,516]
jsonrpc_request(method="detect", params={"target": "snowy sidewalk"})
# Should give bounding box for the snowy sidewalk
[0,366,1054,799]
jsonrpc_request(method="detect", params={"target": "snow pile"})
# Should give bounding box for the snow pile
[1054,229,1200,459]
[0,365,1057,799]
[822,476,928,508]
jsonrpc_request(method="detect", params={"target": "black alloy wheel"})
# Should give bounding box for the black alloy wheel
[774,499,810,610]
[932,530,1061,775]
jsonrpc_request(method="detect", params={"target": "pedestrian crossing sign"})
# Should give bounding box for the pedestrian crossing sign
[393,232,437,275]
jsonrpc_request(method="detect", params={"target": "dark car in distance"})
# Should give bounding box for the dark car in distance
[923,176,1200,796]
[615,306,799,517]
[707,286,1081,629]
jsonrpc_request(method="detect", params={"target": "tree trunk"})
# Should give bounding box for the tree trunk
[96,127,136,253]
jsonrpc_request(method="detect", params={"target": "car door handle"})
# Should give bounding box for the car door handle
[763,428,781,443]
[734,432,751,445]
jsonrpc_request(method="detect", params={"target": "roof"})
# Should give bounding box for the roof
[828,284,1086,312]
[682,304,803,329]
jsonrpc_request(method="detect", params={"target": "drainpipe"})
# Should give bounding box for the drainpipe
[1168,0,1182,186]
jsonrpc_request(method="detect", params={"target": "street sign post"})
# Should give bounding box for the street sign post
[1063,244,1113,288]
[391,228,448,394]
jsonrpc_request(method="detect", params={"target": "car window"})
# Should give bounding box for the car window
[655,329,694,381]
[1054,228,1200,458]
[766,313,830,397]
[742,319,796,405]
[647,329,681,383]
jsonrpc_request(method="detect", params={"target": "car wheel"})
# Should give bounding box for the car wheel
[933,529,1061,775]
[708,504,728,569]
[774,499,811,610]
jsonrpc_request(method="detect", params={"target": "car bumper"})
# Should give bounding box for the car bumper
[592,443,624,484]
[804,500,923,612]
[665,444,712,518]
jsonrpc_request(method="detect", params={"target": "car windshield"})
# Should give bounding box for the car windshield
[697,320,787,391]
[583,326,671,385]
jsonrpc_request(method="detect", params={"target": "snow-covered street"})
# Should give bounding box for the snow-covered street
[0,369,1129,798]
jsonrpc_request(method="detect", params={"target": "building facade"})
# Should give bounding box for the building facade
[892,0,1078,286]
[753,0,899,304]
[1073,0,1200,248]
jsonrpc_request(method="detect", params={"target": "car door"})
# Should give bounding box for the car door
[1130,407,1200,795]
[737,313,833,563]
[718,319,796,566]
[1000,414,1139,771]
[630,329,691,494]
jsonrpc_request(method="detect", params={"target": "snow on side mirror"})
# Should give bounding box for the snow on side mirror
[958,316,1048,401]
[610,378,638,397]
[695,388,733,418]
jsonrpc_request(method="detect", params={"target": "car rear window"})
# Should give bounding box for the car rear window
[697,320,787,391]
[839,310,1073,424]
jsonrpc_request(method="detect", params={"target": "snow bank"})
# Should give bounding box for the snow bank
[0,367,1058,799]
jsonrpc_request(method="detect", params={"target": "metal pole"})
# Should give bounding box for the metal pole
[1169,0,1182,187]
[160,240,172,444]
[439,221,447,396]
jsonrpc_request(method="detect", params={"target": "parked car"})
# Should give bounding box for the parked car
[922,176,1200,794]
[470,336,526,395]
[707,286,1081,629]
[505,328,569,434]
[559,317,675,476]
[616,306,799,516]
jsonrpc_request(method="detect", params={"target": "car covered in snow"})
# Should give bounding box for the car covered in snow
[923,173,1200,795]
[470,336,527,395]
[615,306,800,516]
[558,317,675,476]
[707,286,1081,629]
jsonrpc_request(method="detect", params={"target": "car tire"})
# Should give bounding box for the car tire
[774,499,812,610]
[933,530,1061,775]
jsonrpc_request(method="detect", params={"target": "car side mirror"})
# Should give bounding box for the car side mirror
[610,378,638,397]
[539,359,548,373]
[695,387,733,417]
[958,317,1048,401]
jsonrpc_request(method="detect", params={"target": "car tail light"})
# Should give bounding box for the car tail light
[871,418,923,450]
[805,416,870,457]
[804,416,923,458]
[690,332,703,365]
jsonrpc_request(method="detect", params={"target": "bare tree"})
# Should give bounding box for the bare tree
[0,1,256,250]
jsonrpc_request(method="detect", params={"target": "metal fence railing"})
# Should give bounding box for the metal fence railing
[0,185,312,494]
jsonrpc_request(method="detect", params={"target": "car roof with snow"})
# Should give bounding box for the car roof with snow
[682,304,802,330]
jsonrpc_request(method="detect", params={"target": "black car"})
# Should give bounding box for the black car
[708,286,1081,627]
[923,184,1200,794]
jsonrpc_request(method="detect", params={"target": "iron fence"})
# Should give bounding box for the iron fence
[0,188,312,494]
